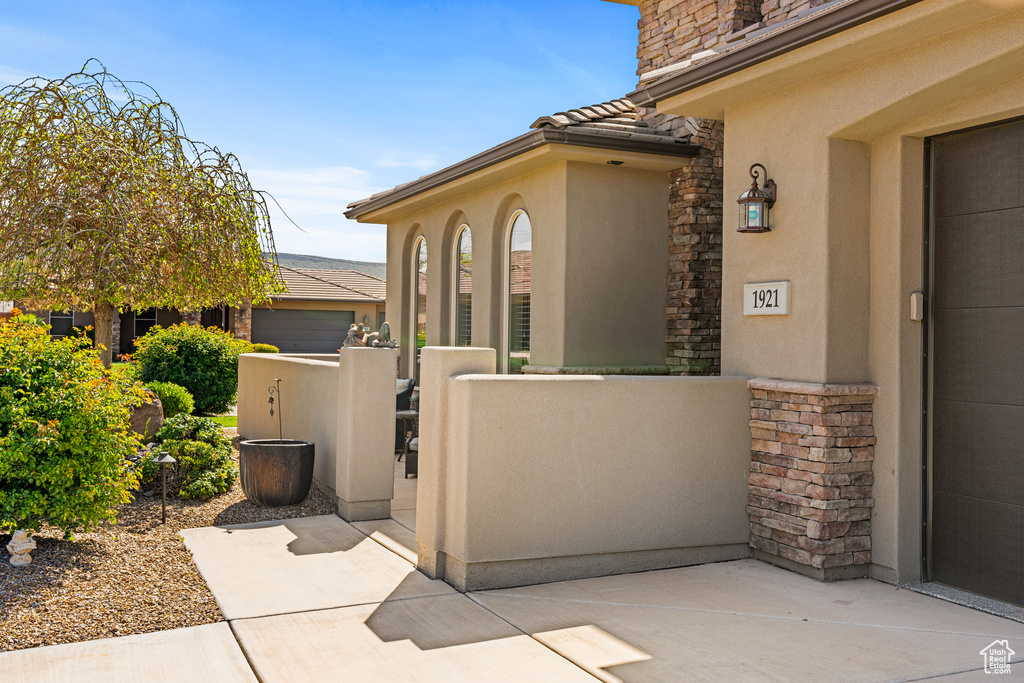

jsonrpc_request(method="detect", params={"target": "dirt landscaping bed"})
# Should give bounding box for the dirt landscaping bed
[0,432,337,652]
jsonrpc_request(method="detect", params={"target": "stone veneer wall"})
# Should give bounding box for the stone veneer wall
[664,119,723,375]
[746,378,878,579]
[761,0,825,27]
[636,0,738,375]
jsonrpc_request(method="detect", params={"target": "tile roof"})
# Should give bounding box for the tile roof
[529,98,683,144]
[272,265,386,303]
[346,98,696,219]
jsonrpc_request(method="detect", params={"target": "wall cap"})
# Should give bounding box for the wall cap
[747,377,880,396]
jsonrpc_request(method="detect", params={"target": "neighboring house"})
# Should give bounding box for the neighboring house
[22,256,387,355]
[347,0,1024,604]
[253,266,386,353]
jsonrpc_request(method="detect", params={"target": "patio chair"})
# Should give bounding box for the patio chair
[396,378,415,411]
[404,437,418,478]
[396,378,416,455]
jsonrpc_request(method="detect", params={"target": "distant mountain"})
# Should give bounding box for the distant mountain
[271,253,386,280]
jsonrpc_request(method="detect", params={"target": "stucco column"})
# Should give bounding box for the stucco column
[416,346,495,581]
[335,347,400,521]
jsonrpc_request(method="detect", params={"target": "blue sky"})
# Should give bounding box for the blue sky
[0,1,641,262]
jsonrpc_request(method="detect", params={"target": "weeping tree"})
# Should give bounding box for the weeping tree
[0,60,280,367]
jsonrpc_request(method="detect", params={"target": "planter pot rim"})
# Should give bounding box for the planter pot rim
[239,439,314,447]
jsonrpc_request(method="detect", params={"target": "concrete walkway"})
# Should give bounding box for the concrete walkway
[5,462,1024,681]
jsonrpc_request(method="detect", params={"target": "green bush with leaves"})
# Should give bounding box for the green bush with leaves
[66,325,95,343]
[249,343,279,353]
[146,414,236,500]
[133,324,249,415]
[0,316,144,536]
[145,381,194,419]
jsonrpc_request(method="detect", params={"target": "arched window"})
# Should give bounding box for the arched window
[452,225,472,346]
[412,237,427,378]
[506,211,531,374]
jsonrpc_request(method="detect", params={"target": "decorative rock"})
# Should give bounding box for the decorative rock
[130,390,164,440]
[7,530,36,567]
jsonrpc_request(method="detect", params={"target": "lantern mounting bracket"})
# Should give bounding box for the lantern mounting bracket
[749,163,777,207]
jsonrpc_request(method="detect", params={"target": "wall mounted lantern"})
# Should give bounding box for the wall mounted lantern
[737,163,777,233]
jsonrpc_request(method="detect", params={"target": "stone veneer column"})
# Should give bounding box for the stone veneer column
[181,310,201,325]
[232,304,251,341]
[746,378,879,580]
[665,120,723,375]
[635,0,735,377]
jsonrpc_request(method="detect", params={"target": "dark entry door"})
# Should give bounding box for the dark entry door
[929,118,1024,606]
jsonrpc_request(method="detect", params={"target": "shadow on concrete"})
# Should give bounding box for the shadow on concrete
[363,584,524,651]
[282,518,364,556]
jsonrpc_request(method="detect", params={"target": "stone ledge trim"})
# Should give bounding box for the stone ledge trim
[747,377,880,396]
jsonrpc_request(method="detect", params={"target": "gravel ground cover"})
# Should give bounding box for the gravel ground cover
[0,431,337,652]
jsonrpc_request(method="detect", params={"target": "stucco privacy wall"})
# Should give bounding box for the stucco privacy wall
[237,350,398,520]
[383,160,673,375]
[417,347,752,591]
[653,0,1024,582]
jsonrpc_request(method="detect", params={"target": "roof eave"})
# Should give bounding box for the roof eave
[344,128,698,221]
[628,0,923,108]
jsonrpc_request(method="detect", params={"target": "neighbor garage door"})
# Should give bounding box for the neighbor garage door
[251,309,355,353]
[929,117,1024,606]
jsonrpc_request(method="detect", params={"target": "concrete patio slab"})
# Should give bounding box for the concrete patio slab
[392,459,417,511]
[0,623,256,683]
[352,518,418,563]
[471,559,1024,682]
[181,515,452,620]
[231,593,598,682]
[392,508,417,533]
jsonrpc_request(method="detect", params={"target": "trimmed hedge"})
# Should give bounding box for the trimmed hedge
[133,324,249,415]
[146,381,195,419]
[249,343,279,353]
[0,316,144,536]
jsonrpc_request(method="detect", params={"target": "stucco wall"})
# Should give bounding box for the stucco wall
[655,0,1024,582]
[417,346,752,590]
[238,354,341,492]
[237,349,399,520]
[383,159,674,375]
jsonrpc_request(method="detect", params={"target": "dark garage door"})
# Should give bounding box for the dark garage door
[930,118,1024,606]
[251,309,355,353]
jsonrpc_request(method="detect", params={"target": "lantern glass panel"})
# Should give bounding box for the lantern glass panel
[748,201,762,228]
[739,203,748,229]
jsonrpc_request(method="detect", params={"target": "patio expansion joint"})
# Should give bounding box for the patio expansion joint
[224,592,452,624]
[225,622,268,683]
[349,520,418,566]
[469,592,1023,639]
[904,657,1024,681]
[465,593,606,682]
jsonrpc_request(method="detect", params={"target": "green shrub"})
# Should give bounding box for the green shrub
[111,361,141,381]
[66,325,95,343]
[147,414,236,500]
[249,343,279,353]
[0,316,144,536]
[133,324,249,415]
[146,381,195,419]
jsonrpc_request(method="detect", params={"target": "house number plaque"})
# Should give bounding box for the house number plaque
[743,281,791,316]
